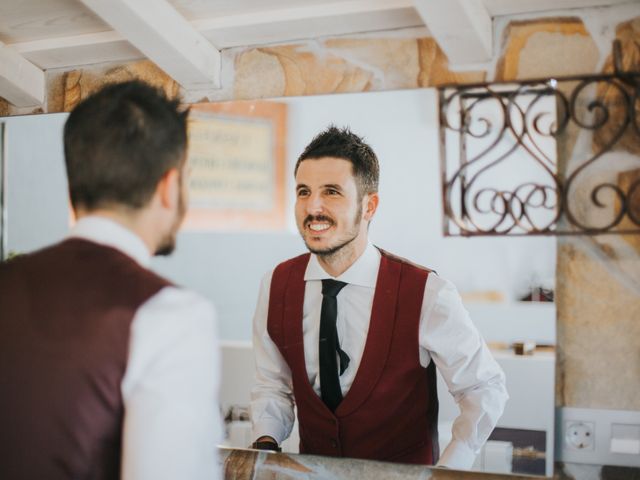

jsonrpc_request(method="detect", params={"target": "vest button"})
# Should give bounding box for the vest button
[330,440,338,448]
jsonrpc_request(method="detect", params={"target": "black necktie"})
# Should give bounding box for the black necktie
[319,279,350,411]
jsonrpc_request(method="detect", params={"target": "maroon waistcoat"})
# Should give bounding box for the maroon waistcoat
[0,238,171,480]
[267,249,439,464]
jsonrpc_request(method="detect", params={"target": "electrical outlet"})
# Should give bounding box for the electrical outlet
[565,421,595,450]
[558,407,640,467]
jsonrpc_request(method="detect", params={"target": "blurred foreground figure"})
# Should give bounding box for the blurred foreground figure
[0,81,222,480]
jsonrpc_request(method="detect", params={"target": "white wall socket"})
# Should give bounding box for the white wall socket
[558,407,640,467]
[565,421,595,450]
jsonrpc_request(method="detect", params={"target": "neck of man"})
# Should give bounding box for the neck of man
[316,230,369,278]
[75,206,157,255]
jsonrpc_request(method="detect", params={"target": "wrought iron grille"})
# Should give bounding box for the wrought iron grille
[438,43,639,236]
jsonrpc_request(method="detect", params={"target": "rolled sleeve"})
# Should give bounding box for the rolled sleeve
[250,270,295,444]
[419,275,508,470]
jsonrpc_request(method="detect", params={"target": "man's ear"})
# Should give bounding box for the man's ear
[363,192,379,221]
[157,168,180,209]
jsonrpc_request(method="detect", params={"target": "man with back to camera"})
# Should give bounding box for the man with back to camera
[250,126,508,468]
[0,81,222,480]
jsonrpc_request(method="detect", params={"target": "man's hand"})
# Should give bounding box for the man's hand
[251,436,281,452]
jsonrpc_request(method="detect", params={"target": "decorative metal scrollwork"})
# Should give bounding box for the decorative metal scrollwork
[438,41,640,236]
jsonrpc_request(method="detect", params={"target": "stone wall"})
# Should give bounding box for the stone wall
[0,98,9,117]
[554,12,640,425]
[38,32,486,113]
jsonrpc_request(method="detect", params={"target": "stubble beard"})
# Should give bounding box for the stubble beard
[302,203,363,263]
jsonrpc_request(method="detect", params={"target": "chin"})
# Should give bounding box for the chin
[305,237,330,251]
[306,240,343,256]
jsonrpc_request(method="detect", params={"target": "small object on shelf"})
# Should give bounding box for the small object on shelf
[519,287,554,302]
[513,341,536,355]
[460,290,506,303]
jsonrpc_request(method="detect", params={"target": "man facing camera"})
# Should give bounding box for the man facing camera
[0,81,221,480]
[251,126,508,469]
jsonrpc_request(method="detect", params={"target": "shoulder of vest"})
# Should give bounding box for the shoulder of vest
[0,240,68,271]
[377,247,437,275]
[276,252,311,271]
[25,238,173,288]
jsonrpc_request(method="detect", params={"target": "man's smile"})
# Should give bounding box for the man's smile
[305,215,335,235]
[308,222,332,233]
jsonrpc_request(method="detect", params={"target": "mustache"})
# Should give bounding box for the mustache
[304,215,335,227]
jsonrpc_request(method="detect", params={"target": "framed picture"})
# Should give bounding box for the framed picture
[183,100,287,231]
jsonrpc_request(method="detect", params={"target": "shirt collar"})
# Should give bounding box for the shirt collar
[68,215,151,267]
[304,242,380,288]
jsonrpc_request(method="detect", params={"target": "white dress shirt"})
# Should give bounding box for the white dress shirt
[251,243,508,470]
[70,216,222,480]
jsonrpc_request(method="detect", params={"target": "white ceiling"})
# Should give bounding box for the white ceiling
[0,0,635,106]
[2,0,424,70]
[1,0,634,65]
[2,0,634,42]
[1,0,412,45]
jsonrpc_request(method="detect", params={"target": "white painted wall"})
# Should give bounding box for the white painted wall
[3,113,70,254]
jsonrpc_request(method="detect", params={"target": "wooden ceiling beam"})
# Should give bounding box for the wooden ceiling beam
[78,0,221,89]
[0,41,45,107]
[192,0,415,29]
[414,0,493,65]
[10,0,421,70]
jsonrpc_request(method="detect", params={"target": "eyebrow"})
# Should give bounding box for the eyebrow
[295,183,345,191]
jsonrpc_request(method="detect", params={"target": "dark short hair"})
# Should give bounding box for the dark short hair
[294,126,379,196]
[63,80,189,210]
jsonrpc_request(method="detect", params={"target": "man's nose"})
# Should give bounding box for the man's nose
[306,192,324,214]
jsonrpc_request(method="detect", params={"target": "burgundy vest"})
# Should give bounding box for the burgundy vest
[0,239,171,480]
[267,249,439,464]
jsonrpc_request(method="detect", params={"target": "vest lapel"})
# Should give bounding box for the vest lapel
[281,254,307,350]
[281,254,332,416]
[336,253,401,416]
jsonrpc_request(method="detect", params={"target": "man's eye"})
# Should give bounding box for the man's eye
[326,189,339,195]
[297,189,309,197]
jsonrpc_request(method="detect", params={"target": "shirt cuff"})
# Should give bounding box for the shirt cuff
[252,419,290,445]
[436,439,477,470]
